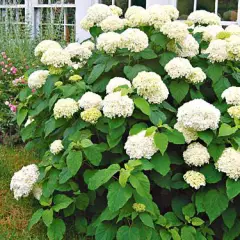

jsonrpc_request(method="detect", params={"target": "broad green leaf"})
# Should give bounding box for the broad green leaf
[200,163,222,183]
[44,118,65,137]
[43,75,60,97]
[75,216,87,234]
[195,191,205,214]
[159,52,177,67]
[164,212,182,227]
[226,178,240,199]
[208,143,225,161]
[160,229,171,240]
[59,168,72,184]
[198,130,214,145]
[75,193,89,210]
[182,203,195,218]
[181,226,196,240]
[169,81,189,103]
[49,94,59,110]
[17,108,28,126]
[139,212,154,228]
[207,64,223,83]
[21,121,37,142]
[87,64,105,84]
[223,220,240,240]
[42,209,53,227]
[95,223,117,240]
[83,145,102,166]
[124,64,150,80]
[47,219,66,240]
[150,109,166,126]
[28,208,43,230]
[203,189,228,223]
[140,48,158,59]
[129,123,148,135]
[222,208,236,229]
[151,32,168,48]
[191,217,204,226]
[134,97,151,116]
[213,77,231,100]
[151,153,171,176]
[107,182,133,212]
[219,123,237,137]
[165,129,185,144]
[171,196,189,221]
[53,194,73,212]
[19,87,31,101]
[145,126,157,136]
[66,151,82,176]
[88,164,120,190]
[154,132,168,155]
[116,226,140,240]
[170,229,181,240]
[108,118,125,129]
[119,169,131,187]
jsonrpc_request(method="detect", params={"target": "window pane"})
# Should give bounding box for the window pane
[197,0,215,12]
[132,0,146,8]
[218,0,238,21]
[177,0,194,19]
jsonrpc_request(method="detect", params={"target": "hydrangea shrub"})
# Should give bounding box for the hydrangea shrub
[13,4,240,240]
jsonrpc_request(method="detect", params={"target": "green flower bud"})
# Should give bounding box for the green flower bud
[55,81,63,87]
[216,31,231,40]
[69,75,82,82]
[81,108,102,124]
[132,203,146,213]
[49,66,63,75]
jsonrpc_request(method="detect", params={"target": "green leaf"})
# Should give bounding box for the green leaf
[87,64,105,84]
[203,189,228,223]
[170,229,181,240]
[96,223,117,240]
[43,75,60,97]
[129,123,148,135]
[191,217,204,226]
[154,132,168,155]
[19,87,31,101]
[28,208,43,230]
[107,182,132,212]
[42,209,53,227]
[129,172,150,198]
[75,193,89,210]
[213,77,231,100]
[116,226,140,240]
[124,64,150,80]
[223,220,240,240]
[181,226,196,240]
[208,143,225,161]
[200,163,222,183]
[140,48,158,59]
[66,151,82,176]
[164,212,182,227]
[119,169,131,187]
[226,178,240,199]
[88,164,120,190]
[195,191,205,214]
[222,208,236,229]
[17,108,28,126]
[47,219,66,240]
[108,118,125,129]
[83,145,102,166]
[59,168,72,184]
[207,64,223,83]
[182,203,195,218]
[145,126,157,136]
[169,81,189,103]
[151,153,171,176]
[160,229,171,240]
[159,52,177,67]
[44,118,65,137]
[151,32,168,48]
[134,97,151,116]
[52,194,73,212]
[139,213,154,228]
[219,123,237,137]
[165,129,185,144]
[198,130,214,145]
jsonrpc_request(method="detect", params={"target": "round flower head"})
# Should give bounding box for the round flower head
[80,16,94,31]
[97,32,121,54]
[133,203,146,213]
[226,35,240,61]
[81,40,95,51]
[99,15,125,32]
[174,122,198,144]
[202,25,223,42]
[147,8,171,30]
[222,87,240,105]
[125,6,146,19]
[65,43,92,62]
[78,92,103,110]
[127,10,150,27]
[109,5,122,16]
[215,148,240,180]
[41,48,72,68]
[124,130,158,159]
[10,164,39,200]
[34,40,62,57]
[205,39,228,63]
[69,75,82,82]
[165,57,193,79]
[50,140,64,155]
[81,108,102,124]
[177,99,221,131]
[132,71,169,104]
[106,77,132,94]
[103,91,134,119]
[120,28,148,53]
[53,98,79,119]
[183,142,210,167]
[161,21,189,41]
[188,10,221,26]
[225,25,240,35]
[216,31,232,40]
[160,5,179,20]
[28,70,49,89]
[186,67,206,84]
[183,170,206,189]
[228,105,240,119]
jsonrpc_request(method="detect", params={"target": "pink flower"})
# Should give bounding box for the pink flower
[3,55,7,59]
[0,61,4,66]
[25,65,29,69]
[32,89,36,93]
[10,67,17,74]
[1,52,6,56]
[9,104,17,113]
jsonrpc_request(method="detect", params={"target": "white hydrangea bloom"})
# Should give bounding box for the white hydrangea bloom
[215,148,240,180]
[161,5,179,20]
[109,5,123,16]
[183,170,206,189]
[103,91,134,118]
[81,108,102,124]
[222,87,240,105]
[10,164,40,200]
[225,25,240,35]
[147,8,171,30]
[187,67,206,84]
[177,99,221,131]
[188,10,221,26]
[125,6,146,19]
[228,105,240,119]
[78,92,103,110]
[28,70,49,89]
[97,32,121,54]
[193,26,206,35]
[34,40,62,57]
[205,39,228,63]
[99,15,125,32]
[202,25,223,42]
[174,122,198,144]
[124,130,158,159]
[120,28,149,53]
[53,98,79,119]
[161,21,189,41]
[183,142,210,167]
[80,16,95,31]
[132,71,169,104]
[81,40,95,51]
[41,48,72,68]
[106,77,132,94]
[127,10,150,27]
[165,57,193,79]
[226,35,240,61]
[65,43,92,61]
[32,185,42,200]
[50,140,64,155]
[24,117,34,127]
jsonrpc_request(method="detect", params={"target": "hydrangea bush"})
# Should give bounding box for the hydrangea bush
[13,4,240,240]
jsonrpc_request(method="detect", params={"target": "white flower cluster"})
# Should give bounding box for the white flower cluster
[97,32,121,54]
[132,71,169,104]
[183,170,206,190]
[32,185,42,200]
[106,77,132,94]
[183,142,210,167]
[222,87,240,105]
[81,40,95,51]
[109,5,122,16]
[41,48,72,68]
[174,122,198,144]
[127,10,150,28]
[215,148,240,180]
[187,67,206,84]
[78,92,103,110]
[54,98,79,119]
[225,25,240,35]
[50,140,64,155]
[124,130,158,159]
[202,25,223,42]
[226,35,240,61]
[188,10,221,26]
[125,6,146,19]
[228,106,240,119]
[65,43,92,62]
[81,108,102,124]
[103,91,134,118]
[10,164,40,200]
[177,99,221,131]
[28,70,49,89]
[99,15,125,32]
[34,40,62,57]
